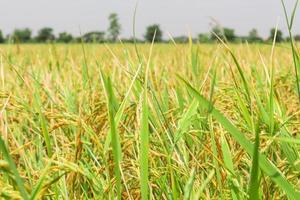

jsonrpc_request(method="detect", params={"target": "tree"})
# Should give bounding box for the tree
[247,29,263,43]
[108,13,121,42]
[82,31,105,43]
[198,33,211,43]
[294,35,300,41]
[58,32,73,43]
[223,28,236,41]
[269,28,283,42]
[36,27,55,42]
[210,26,236,42]
[0,30,4,43]
[210,26,223,41]
[12,28,32,43]
[144,24,163,42]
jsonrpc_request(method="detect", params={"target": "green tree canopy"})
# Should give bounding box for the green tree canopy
[12,28,32,43]
[82,31,105,43]
[211,26,223,41]
[223,28,236,41]
[36,27,55,42]
[269,28,283,42]
[247,29,263,43]
[108,13,121,42]
[211,26,236,42]
[144,24,163,42]
[294,35,300,41]
[0,30,4,43]
[198,33,211,43]
[58,32,73,43]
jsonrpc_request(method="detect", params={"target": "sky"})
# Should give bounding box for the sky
[0,0,299,39]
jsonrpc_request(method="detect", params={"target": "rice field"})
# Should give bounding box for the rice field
[0,41,300,199]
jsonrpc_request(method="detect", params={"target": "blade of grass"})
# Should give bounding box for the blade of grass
[101,62,142,154]
[207,67,224,199]
[269,23,278,136]
[194,170,215,199]
[0,136,29,200]
[261,135,300,145]
[220,132,241,199]
[33,81,52,158]
[281,0,300,103]
[140,29,156,200]
[140,86,149,200]
[174,99,198,144]
[30,161,53,200]
[183,168,195,200]
[100,72,122,200]
[248,123,261,200]
[208,117,224,200]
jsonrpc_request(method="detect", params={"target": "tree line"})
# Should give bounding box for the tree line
[0,13,299,44]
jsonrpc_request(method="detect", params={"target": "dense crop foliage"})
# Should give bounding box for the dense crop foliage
[0,42,299,199]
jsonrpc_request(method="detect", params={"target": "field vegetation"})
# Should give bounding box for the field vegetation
[1,1,300,199]
[0,40,299,199]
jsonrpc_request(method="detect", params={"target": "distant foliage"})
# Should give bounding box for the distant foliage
[0,30,4,43]
[12,28,32,43]
[269,28,284,42]
[223,28,236,42]
[36,27,55,42]
[3,13,300,44]
[247,29,263,43]
[145,24,163,42]
[294,35,300,41]
[58,32,73,43]
[198,33,211,43]
[82,32,105,43]
[210,26,223,41]
[210,26,236,42]
[108,13,121,42]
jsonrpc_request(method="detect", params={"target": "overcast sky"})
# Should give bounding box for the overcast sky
[0,0,299,39]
